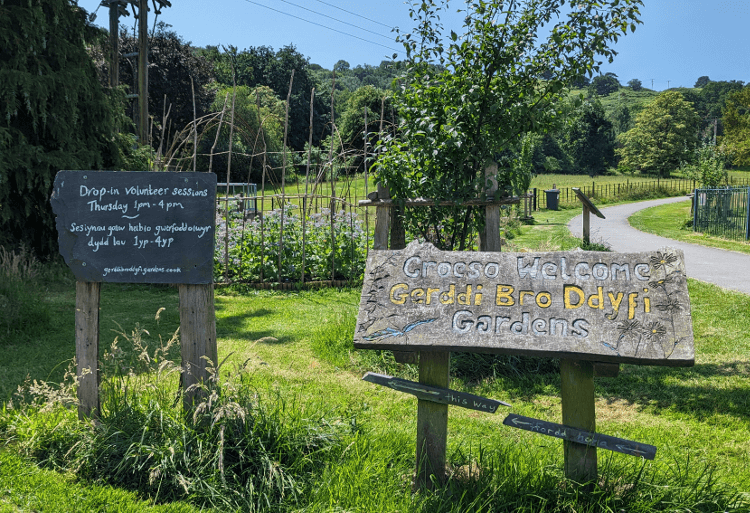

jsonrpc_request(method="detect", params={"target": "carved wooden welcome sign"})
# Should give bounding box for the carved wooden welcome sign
[355,240,695,488]
[354,241,694,366]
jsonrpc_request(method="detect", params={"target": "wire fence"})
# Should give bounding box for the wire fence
[693,186,750,241]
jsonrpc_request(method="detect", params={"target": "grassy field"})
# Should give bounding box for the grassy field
[629,199,750,255]
[2,209,750,510]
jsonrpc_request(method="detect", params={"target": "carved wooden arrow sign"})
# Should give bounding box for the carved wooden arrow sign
[362,372,510,413]
[503,413,657,460]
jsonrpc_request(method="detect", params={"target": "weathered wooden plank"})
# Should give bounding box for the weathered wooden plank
[180,284,218,410]
[415,351,450,489]
[561,359,597,482]
[362,372,510,412]
[75,281,100,420]
[503,413,656,460]
[354,241,695,367]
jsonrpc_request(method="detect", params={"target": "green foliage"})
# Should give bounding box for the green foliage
[3,328,345,511]
[200,84,292,184]
[561,100,616,176]
[589,73,621,96]
[336,85,393,174]
[204,45,327,152]
[681,80,745,138]
[721,85,750,166]
[113,23,215,150]
[680,142,729,187]
[627,78,642,91]
[376,0,643,250]
[694,75,711,88]
[0,246,51,340]
[617,91,701,176]
[0,0,122,255]
[215,204,367,283]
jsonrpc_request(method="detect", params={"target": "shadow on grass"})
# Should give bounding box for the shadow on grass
[479,360,750,423]
[215,308,294,345]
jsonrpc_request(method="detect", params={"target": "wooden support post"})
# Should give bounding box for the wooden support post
[582,205,591,246]
[179,284,218,411]
[137,0,148,144]
[373,184,391,250]
[560,359,597,484]
[109,0,119,88]
[415,351,450,489]
[480,162,501,252]
[75,281,100,420]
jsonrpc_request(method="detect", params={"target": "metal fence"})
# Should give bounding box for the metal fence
[693,186,750,241]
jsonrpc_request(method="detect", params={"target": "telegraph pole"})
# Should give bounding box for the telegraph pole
[137,0,149,144]
[109,0,119,88]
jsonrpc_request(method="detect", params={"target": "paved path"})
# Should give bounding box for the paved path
[568,195,750,296]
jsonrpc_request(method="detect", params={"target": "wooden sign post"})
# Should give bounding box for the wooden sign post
[572,187,605,246]
[51,171,217,418]
[355,240,695,486]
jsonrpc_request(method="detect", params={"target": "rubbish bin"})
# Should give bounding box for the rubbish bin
[545,188,560,210]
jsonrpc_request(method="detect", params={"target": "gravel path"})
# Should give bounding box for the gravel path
[567,195,750,296]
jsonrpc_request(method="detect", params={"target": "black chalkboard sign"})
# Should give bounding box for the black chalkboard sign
[51,171,217,284]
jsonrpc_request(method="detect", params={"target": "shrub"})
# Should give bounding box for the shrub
[214,204,367,283]
[0,246,51,340]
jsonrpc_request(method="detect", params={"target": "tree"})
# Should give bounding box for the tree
[589,73,620,96]
[562,101,616,176]
[694,76,711,88]
[207,45,328,152]
[617,91,700,176]
[117,24,216,150]
[336,86,393,173]
[0,0,123,255]
[627,78,642,91]
[198,85,292,184]
[721,86,750,165]
[376,0,643,250]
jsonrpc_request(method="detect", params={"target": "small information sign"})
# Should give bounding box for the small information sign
[503,413,657,459]
[51,170,217,284]
[354,241,694,366]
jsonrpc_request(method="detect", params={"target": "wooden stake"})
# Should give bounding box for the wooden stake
[480,162,502,252]
[179,284,218,411]
[560,359,597,484]
[373,184,391,250]
[75,281,100,420]
[582,204,591,246]
[415,351,450,489]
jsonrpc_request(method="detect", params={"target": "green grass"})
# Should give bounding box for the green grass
[2,213,750,510]
[629,199,750,255]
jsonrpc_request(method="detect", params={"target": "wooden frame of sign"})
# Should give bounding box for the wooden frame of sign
[51,171,218,419]
[357,167,695,488]
[572,187,606,246]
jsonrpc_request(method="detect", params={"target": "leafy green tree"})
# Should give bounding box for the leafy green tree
[682,80,745,138]
[617,91,700,176]
[680,142,728,187]
[721,86,750,166]
[206,45,328,152]
[199,85,291,184]
[336,86,393,173]
[627,78,642,91]
[117,24,216,149]
[562,101,616,176]
[0,0,122,255]
[589,73,620,96]
[694,76,711,88]
[376,0,643,250]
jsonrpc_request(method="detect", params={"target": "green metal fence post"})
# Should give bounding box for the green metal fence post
[745,187,750,240]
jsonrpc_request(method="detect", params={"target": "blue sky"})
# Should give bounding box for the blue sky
[78,0,749,91]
